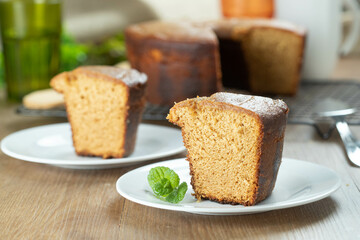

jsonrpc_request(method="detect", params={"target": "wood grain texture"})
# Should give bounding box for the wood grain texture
[1,58,360,239]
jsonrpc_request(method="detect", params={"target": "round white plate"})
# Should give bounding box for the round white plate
[116,158,341,215]
[0,123,185,169]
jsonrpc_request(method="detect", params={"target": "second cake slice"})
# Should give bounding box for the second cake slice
[51,66,147,159]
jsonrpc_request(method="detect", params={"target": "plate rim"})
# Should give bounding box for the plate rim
[116,157,341,215]
[0,123,185,167]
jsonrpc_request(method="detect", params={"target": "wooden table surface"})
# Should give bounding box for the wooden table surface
[1,58,360,239]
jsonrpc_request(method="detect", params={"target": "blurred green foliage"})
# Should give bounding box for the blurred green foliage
[61,31,127,70]
[0,32,127,88]
[85,33,127,65]
[60,33,88,72]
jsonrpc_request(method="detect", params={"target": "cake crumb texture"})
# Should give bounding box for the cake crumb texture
[167,92,288,206]
[51,66,147,159]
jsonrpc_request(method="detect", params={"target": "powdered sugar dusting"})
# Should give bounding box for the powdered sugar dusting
[211,92,288,116]
[81,66,147,86]
[114,69,147,86]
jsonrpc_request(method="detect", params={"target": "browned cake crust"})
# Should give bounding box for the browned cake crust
[51,66,147,159]
[125,21,222,106]
[167,92,288,206]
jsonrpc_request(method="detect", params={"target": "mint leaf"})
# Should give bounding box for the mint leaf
[165,182,188,203]
[153,178,173,197]
[148,166,169,189]
[147,166,188,203]
[163,168,180,189]
[148,167,180,196]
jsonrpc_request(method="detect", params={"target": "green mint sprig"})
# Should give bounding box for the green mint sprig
[147,166,188,203]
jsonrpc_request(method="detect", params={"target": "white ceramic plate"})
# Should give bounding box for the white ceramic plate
[0,123,185,169]
[116,158,341,215]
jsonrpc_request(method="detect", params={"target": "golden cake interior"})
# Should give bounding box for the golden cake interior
[54,73,129,158]
[233,27,304,95]
[168,99,262,205]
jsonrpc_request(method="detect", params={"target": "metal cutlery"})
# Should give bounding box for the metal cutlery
[313,98,360,167]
